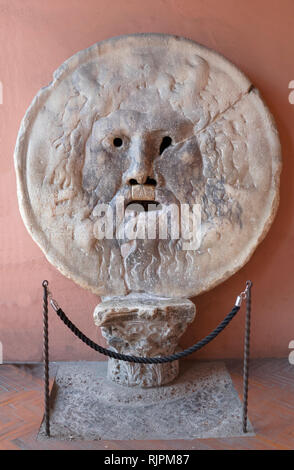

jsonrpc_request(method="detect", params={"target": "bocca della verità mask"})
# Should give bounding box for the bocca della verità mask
[14,34,281,387]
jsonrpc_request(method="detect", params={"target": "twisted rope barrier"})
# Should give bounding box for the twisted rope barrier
[42,280,252,436]
[42,280,50,437]
[242,280,252,433]
[52,302,241,364]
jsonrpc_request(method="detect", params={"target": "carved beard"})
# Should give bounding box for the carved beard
[92,193,205,293]
[90,177,242,293]
[120,238,194,292]
[92,201,197,293]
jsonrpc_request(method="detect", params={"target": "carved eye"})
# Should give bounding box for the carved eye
[159,136,172,155]
[113,137,123,147]
[102,135,127,150]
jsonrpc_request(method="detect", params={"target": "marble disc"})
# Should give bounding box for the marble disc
[14,34,281,297]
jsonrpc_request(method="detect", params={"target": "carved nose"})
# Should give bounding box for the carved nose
[128,176,157,186]
[124,136,155,186]
[126,160,152,185]
[127,173,148,185]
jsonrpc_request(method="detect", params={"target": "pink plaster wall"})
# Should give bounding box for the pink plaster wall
[0,0,294,362]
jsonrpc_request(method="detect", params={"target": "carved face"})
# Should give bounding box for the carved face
[82,105,202,205]
[79,102,207,291]
[15,35,281,297]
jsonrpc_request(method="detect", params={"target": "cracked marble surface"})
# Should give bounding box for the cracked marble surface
[15,34,281,298]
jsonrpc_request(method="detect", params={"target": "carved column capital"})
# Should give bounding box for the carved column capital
[94,294,196,387]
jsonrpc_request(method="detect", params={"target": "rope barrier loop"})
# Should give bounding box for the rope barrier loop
[43,281,252,365]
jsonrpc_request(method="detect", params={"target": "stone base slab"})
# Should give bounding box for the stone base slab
[38,360,254,440]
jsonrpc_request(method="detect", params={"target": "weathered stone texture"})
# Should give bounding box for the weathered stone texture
[94,294,196,386]
[14,34,281,298]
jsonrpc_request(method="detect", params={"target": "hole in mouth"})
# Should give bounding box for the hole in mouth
[125,200,161,212]
[159,136,172,155]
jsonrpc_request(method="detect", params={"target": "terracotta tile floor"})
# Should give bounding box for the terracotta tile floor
[0,359,293,450]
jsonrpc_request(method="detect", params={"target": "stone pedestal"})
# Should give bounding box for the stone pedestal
[93,294,196,387]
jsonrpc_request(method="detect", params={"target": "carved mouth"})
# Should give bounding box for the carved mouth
[125,200,161,212]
